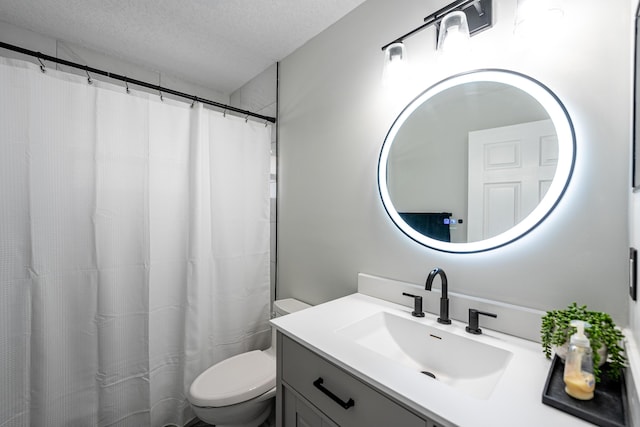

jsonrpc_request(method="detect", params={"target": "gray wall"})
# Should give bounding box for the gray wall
[633,189,640,338]
[277,0,632,324]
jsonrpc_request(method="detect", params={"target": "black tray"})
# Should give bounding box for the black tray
[542,355,627,426]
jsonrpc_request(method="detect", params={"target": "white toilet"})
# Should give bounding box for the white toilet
[188,298,310,427]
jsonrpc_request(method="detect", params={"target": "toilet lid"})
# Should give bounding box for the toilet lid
[189,350,276,407]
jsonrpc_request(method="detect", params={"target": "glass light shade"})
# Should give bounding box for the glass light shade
[382,42,408,87]
[437,11,471,53]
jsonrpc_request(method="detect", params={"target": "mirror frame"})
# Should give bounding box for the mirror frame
[378,69,576,253]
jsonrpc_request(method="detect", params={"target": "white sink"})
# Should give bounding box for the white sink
[336,311,513,400]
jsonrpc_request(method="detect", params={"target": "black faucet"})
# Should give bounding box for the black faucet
[465,309,497,335]
[425,267,451,325]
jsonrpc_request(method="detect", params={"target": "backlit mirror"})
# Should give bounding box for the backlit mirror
[378,69,575,253]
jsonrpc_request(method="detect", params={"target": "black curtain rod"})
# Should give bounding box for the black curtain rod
[0,41,276,123]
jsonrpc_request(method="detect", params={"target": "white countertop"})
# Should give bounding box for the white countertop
[272,293,593,427]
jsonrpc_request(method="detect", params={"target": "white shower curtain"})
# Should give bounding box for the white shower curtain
[0,57,272,427]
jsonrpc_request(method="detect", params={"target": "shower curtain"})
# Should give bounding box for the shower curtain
[0,57,272,427]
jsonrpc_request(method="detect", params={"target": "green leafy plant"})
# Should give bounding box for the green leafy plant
[541,302,626,382]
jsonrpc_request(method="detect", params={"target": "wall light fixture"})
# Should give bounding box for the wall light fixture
[381,0,492,54]
[381,0,492,85]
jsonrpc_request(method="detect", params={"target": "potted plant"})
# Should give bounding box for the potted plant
[541,302,626,382]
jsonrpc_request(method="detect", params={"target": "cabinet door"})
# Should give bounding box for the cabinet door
[284,387,338,427]
[281,335,427,427]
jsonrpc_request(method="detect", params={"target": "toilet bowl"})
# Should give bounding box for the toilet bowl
[188,298,310,427]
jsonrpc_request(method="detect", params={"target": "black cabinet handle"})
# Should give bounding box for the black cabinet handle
[313,377,355,410]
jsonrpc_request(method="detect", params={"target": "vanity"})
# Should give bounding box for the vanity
[272,289,593,426]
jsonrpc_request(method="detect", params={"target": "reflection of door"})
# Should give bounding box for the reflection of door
[467,120,557,241]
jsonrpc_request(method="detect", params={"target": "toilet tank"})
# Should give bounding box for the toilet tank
[273,298,311,317]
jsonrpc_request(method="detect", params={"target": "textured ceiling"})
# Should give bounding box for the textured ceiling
[0,0,367,95]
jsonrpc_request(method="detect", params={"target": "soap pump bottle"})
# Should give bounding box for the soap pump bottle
[563,320,595,400]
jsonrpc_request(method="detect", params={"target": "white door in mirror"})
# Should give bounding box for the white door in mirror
[467,119,557,241]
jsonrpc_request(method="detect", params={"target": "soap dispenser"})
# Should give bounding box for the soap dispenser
[563,320,595,400]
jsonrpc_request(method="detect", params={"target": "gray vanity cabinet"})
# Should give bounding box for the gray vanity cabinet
[283,387,338,427]
[277,333,444,427]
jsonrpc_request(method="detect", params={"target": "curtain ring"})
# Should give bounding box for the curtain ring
[37,57,46,73]
[245,115,249,123]
[85,66,92,85]
[125,77,130,94]
[159,89,163,102]
[223,108,227,117]
[264,120,268,127]
[191,96,197,108]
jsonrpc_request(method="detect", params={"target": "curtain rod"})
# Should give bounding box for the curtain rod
[0,41,276,124]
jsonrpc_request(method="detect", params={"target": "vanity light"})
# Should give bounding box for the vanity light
[436,11,471,53]
[380,0,492,57]
[382,42,408,87]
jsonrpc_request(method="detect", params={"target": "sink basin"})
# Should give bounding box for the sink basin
[336,312,513,399]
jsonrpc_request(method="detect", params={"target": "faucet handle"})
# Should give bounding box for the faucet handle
[465,308,497,334]
[402,292,425,317]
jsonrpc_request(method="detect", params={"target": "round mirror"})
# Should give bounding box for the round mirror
[378,69,575,253]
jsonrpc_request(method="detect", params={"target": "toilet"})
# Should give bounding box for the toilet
[188,298,310,427]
